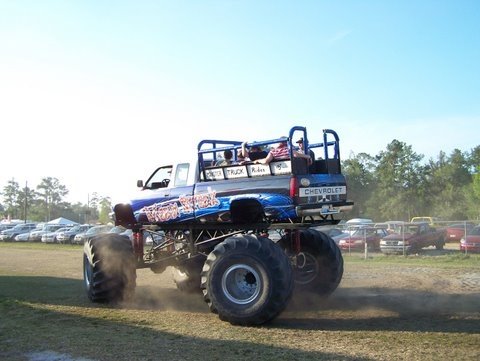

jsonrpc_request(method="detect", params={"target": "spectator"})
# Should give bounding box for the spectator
[296,137,315,165]
[236,149,248,164]
[215,149,234,166]
[241,141,268,162]
[255,137,312,165]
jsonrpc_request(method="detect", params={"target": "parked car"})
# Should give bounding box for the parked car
[460,226,480,253]
[119,228,165,246]
[338,227,389,251]
[0,223,37,241]
[57,224,93,244]
[445,222,475,242]
[41,226,74,243]
[379,222,446,254]
[410,216,441,226]
[325,227,347,238]
[313,226,347,238]
[342,218,374,236]
[73,225,113,244]
[374,221,405,234]
[29,224,67,242]
[14,232,33,242]
[0,223,18,232]
[331,229,352,245]
[14,223,49,242]
[345,218,374,226]
[107,225,128,235]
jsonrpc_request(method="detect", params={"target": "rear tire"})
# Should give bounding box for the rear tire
[279,229,343,296]
[172,256,205,293]
[201,234,293,325]
[83,234,136,303]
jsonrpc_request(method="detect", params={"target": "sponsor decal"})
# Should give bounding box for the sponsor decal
[143,191,220,222]
[194,191,220,210]
[299,186,346,197]
[270,161,291,175]
[204,168,224,181]
[225,166,248,179]
[247,164,270,176]
[143,202,180,223]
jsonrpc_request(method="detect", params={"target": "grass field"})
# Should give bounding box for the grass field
[1,242,479,361]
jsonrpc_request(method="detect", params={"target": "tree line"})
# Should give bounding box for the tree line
[2,139,479,224]
[0,177,112,224]
[343,139,480,222]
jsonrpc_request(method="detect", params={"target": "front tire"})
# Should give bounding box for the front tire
[279,229,343,296]
[201,234,293,325]
[83,234,136,303]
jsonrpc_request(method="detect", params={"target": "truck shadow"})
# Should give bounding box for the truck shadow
[0,287,373,361]
[277,287,480,333]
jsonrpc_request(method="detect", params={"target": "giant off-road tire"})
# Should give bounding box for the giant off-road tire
[172,256,206,293]
[201,234,294,326]
[83,234,136,303]
[279,229,343,296]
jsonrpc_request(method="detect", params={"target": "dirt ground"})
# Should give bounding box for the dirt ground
[1,244,479,316]
[0,243,478,320]
[1,244,479,361]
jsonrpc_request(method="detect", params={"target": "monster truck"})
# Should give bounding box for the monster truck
[83,126,353,325]
[379,222,446,255]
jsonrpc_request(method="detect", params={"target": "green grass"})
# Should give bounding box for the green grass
[0,241,83,251]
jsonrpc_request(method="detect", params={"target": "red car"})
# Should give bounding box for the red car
[445,222,475,242]
[338,227,388,251]
[460,226,480,253]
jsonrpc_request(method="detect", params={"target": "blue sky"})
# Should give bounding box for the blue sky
[1,1,479,204]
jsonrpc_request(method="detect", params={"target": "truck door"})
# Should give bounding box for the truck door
[166,163,196,220]
[134,163,195,224]
[418,223,429,248]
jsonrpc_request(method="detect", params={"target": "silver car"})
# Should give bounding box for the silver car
[57,224,93,244]
[73,225,113,244]
[0,223,37,241]
[41,226,74,243]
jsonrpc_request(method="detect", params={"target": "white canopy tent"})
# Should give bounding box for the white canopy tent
[47,217,79,225]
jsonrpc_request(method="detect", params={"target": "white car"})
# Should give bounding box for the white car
[14,232,32,242]
[41,227,73,243]
[29,224,66,242]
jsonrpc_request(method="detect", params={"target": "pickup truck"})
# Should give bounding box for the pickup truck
[410,216,442,226]
[379,222,446,254]
[83,126,353,325]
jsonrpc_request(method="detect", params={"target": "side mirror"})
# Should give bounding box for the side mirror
[137,180,144,188]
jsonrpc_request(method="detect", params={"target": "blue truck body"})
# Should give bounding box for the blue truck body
[114,126,352,230]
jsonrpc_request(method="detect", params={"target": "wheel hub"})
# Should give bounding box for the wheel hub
[221,264,261,305]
